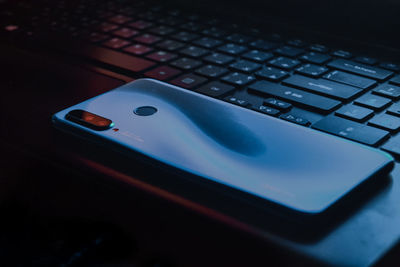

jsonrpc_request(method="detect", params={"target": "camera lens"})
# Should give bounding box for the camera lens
[134,106,157,116]
[66,110,113,131]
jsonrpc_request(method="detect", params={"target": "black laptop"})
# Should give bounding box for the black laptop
[1,0,400,266]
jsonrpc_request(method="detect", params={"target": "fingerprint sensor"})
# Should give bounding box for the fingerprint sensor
[134,106,157,116]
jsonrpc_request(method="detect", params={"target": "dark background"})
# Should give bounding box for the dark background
[173,0,400,47]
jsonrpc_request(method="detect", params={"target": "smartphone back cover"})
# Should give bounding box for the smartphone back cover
[52,79,394,215]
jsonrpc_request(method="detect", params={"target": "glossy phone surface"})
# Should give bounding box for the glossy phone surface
[52,79,394,215]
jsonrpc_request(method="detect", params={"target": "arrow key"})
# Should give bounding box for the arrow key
[281,113,310,126]
[264,98,292,112]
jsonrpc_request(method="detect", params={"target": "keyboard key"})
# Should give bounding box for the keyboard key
[242,50,274,63]
[102,38,130,49]
[128,20,153,30]
[156,39,185,51]
[255,67,289,81]
[180,21,204,32]
[226,33,252,44]
[381,135,400,158]
[180,46,209,58]
[268,57,300,70]
[312,115,389,146]
[170,57,202,70]
[251,105,280,116]
[250,39,278,51]
[146,51,177,62]
[323,70,376,90]
[266,33,283,42]
[354,93,391,110]
[193,37,222,48]
[134,34,161,45]
[149,25,175,36]
[172,31,200,42]
[387,103,400,117]
[380,62,400,72]
[196,81,235,97]
[221,72,255,86]
[123,44,153,55]
[300,52,331,65]
[390,75,400,86]
[201,27,227,38]
[195,65,228,78]
[331,50,353,59]
[87,32,109,43]
[287,39,307,48]
[170,74,207,89]
[309,44,329,53]
[328,59,393,81]
[218,43,247,55]
[224,95,249,107]
[372,84,400,100]
[97,22,119,33]
[368,114,400,132]
[229,60,261,73]
[144,66,181,81]
[280,113,310,126]
[283,75,362,100]
[355,56,378,65]
[158,16,183,26]
[77,45,155,72]
[295,64,328,77]
[274,46,304,57]
[335,104,374,122]
[248,81,341,113]
[108,14,132,24]
[95,10,114,19]
[112,27,138,38]
[264,98,292,111]
[203,53,234,65]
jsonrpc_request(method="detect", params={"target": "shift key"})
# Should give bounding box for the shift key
[248,80,341,113]
[283,74,361,100]
[328,59,393,81]
[312,115,389,146]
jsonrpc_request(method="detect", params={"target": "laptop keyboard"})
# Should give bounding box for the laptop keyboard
[2,0,400,158]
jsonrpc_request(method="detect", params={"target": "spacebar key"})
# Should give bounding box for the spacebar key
[77,45,155,72]
[312,115,389,146]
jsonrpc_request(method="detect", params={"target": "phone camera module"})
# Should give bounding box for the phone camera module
[66,110,113,131]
